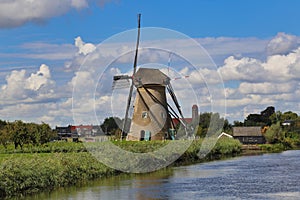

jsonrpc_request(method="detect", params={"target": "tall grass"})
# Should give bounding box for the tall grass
[0,152,117,198]
[0,141,87,154]
[0,138,242,198]
[176,137,242,164]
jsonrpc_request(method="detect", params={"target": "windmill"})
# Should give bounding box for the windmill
[113,14,187,141]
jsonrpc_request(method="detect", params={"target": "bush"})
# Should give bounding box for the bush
[264,122,285,144]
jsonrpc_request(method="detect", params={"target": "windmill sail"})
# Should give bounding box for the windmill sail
[121,13,141,139]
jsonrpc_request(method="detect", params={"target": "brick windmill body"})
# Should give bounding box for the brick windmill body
[127,68,172,141]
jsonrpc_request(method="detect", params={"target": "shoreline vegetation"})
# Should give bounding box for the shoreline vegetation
[1,106,300,199]
[0,138,298,199]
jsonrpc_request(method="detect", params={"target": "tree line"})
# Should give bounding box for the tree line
[0,120,56,149]
[101,107,300,143]
[100,113,231,138]
[232,106,300,146]
[1,106,299,149]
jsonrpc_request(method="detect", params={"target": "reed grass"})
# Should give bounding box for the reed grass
[0,138,242,198]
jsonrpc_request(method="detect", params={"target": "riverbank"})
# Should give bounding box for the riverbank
[240,141,300,156]
[0,138,242,198]
[1,137,296,199]
[31,150,300,200]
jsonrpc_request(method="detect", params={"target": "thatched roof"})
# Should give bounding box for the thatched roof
[133,68,170,87]
[233,127,262,137]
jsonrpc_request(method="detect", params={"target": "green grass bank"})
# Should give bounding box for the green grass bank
[0,138,242,198]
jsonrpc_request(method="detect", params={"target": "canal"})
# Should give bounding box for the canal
[22,150,300,200]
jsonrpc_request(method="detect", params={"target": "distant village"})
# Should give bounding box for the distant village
[54,104,200,142]
[54,105,300,145]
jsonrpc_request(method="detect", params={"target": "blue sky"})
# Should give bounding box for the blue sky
[2,1,300,44]
[1,0,300,126]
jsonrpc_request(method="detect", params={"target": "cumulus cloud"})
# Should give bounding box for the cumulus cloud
[0,0,119,28]
[214,33,300,122]
[71,0,89,9]
[1,69,28,100]
[0,64,69,125]
[198,37,269,64]
[0,0,90,28]
[75,36,96,55]
[218,45,300,83]
[61,33,300,124]
[0,64,55,101]
[69,70,95,93]
[218,56,265,82]
[266,32,300,55]
[2,32,300,126]
[238,82,297,94]
[26,64,53,91]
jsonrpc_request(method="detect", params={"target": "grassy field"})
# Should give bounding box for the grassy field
[0,152,117,198]
[0,138,242,198]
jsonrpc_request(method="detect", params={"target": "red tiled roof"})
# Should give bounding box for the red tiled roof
[70,125,93,131]
[172,118,193,126]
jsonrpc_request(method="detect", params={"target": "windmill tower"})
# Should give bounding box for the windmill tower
[112,14,187,141]
[127,68,172,141]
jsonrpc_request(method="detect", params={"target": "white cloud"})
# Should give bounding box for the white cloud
[266,32,300,55]
[218,46,300,83]
[238,82,297,95]
[225,94,275,108]
[2,32,300,126]
[218,56,265,82]
[69,70,95,91]
[0,64,56,102]
[25,64,53,91]
[1,69,28,100]
[75,36,96,56]
[0,0,120,28]
[71,0,89,9]
[0,0,89,28]
[214,34,300,122]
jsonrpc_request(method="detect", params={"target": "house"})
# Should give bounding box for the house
[171,104,199,128]
[55,125,72,138]
[233,126,266,144]
[218,132,233,139]
[71,125,93,136]
[282,120,294,126]
[172,118,193,127]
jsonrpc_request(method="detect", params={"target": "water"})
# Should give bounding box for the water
[22,150,300,200]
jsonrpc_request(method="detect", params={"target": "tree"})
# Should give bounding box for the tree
[269,111,282,124]
[223,119,232,133]
[282,111,298,121]
[38,122,56,144]
[233,120,244,127]
[100,117,122,135]
[269,111,298,125]
[197,112,227,137]
[244,106,275,126]
[0,119,56,148]
[0,120,10,148]
[10,120,30,149]
[264,122,285,144]
[244,114,264,126]
[26,122,39,145]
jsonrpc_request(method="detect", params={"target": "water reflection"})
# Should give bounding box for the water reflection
[15,150,300,200]
[18,168,174,200]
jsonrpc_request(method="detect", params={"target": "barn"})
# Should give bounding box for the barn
[233,126,266,144]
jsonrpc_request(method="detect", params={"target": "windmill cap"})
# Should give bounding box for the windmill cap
[133,68,170,87]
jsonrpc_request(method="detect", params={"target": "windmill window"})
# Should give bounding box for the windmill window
[142,111,148,119]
